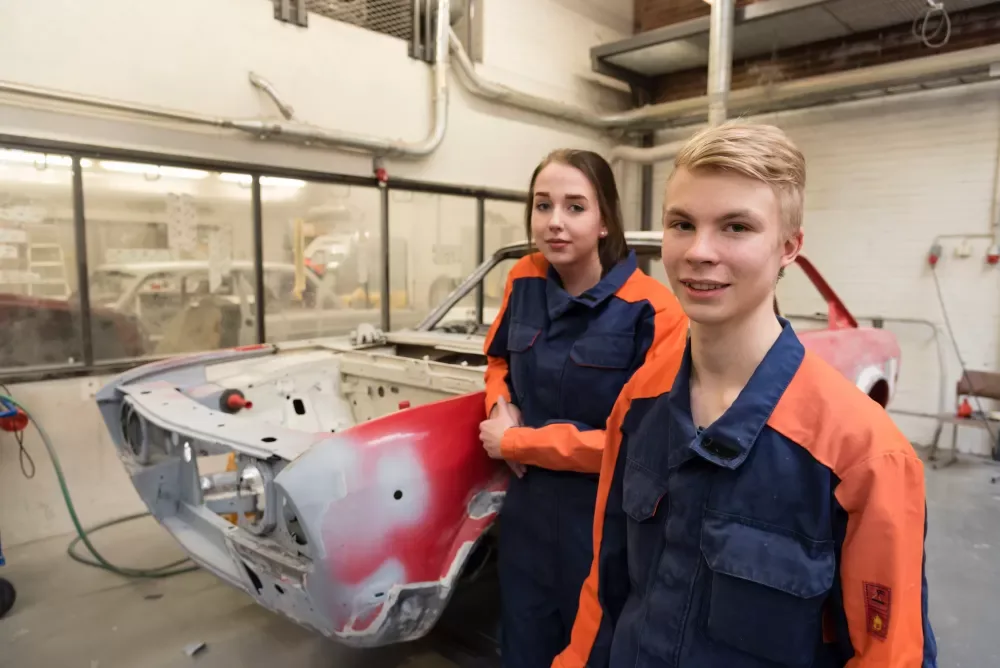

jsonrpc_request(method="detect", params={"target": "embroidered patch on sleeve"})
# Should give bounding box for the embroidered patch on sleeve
[864,582,891,641]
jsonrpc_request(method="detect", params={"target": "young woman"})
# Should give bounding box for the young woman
[554,122,936,668]
[478,148,689,667]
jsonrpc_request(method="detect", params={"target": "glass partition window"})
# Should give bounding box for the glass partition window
[389,191,477,330]
[483,200,526,259]
[261,182,382,343]
[0,149,82,369]
[429,232,668,336]
[82,161,256,359]
[0,141,541,377]
[433,257,518,335]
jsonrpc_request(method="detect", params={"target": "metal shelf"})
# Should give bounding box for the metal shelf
[592,0,997,80]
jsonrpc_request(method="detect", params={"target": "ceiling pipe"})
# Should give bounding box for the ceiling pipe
[249,72,295,120]
[448,29,634,131]
[610,41,1000,163]
[0,0,452,160]
[231,0,450,157]
[0,80,231,128]
[0,7,999,163]
[610,138,687,164]
[647,43,1000,124]
[614,0,730,166]
[614,76,1000,166]
[707,0,735,126]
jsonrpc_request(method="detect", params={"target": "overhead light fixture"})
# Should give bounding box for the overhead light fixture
[0,149,91,168]
[219,172,253,186]
[99,161,209,179]
[262,176,306,188]
[219,173,306,189]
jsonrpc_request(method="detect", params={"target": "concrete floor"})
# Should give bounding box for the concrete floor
[1,453,998,668]
[0,518,465,668]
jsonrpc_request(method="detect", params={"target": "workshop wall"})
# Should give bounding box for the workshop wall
[652,83,1000,457]
[0,0,638,197]
[0,0,641,548]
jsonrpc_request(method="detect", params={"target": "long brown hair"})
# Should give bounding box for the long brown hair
[525,148,629,275]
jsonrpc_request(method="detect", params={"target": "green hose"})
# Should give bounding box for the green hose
[2,393,198,579]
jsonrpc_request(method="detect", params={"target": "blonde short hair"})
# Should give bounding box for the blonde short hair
[671,121,806,233]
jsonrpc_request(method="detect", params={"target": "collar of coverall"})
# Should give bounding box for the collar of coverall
[545,249,637,320]
[666,316,805,470]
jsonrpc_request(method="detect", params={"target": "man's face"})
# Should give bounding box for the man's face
[660,166,802,327]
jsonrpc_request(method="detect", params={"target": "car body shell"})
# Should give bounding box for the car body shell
[88,260,426,352]
[94,232,900,648]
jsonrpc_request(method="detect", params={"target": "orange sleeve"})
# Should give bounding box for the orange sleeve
[498,299,688,475]
[500,423,605,473]
[836,451,932,667]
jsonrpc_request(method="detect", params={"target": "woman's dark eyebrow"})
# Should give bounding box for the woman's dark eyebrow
[534,191,588,201]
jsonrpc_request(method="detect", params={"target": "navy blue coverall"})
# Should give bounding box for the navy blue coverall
[482,250,688,668]
[555,319,937,668]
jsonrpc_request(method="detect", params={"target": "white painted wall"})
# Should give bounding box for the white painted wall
[650,84,1000,457]
[0,0,642,548]
[0,0,637,193]
[0,375,147,547]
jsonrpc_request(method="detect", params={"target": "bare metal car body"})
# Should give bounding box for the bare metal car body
[94,232,900,648]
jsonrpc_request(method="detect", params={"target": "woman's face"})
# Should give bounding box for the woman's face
[529,162,606,271]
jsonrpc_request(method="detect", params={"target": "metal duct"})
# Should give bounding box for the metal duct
[641,42,1000,126]
[707,0,735,126]
[613,41,1000,163]
[449,30,1000,160]
[614,76,1000,166]
[448,29,637,131]
[610,138,687,165]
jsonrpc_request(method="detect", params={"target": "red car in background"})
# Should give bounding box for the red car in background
[0,293,148,369]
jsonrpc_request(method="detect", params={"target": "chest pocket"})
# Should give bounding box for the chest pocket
[566,333,636,423]
[700,509,836,667]
[507,321,541,404]
[621,458,668,593]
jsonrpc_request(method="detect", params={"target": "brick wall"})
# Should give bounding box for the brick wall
[646,84,1000,456]
[635,0,757,33]
[651,5,1000,103]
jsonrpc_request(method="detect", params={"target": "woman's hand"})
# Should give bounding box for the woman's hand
[481,397,526,478]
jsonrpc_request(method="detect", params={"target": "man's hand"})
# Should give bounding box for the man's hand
[481,397,526,478]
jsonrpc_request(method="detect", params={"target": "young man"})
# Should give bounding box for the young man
[553,121,937,668]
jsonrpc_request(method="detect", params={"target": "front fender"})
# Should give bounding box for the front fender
[275,391,508,646]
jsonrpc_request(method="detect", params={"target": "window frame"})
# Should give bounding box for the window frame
[0,133,525,383]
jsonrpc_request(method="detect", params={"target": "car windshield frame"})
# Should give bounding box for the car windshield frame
[415,239,667,332]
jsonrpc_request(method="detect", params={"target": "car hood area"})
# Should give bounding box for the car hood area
[94,339,507,647]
